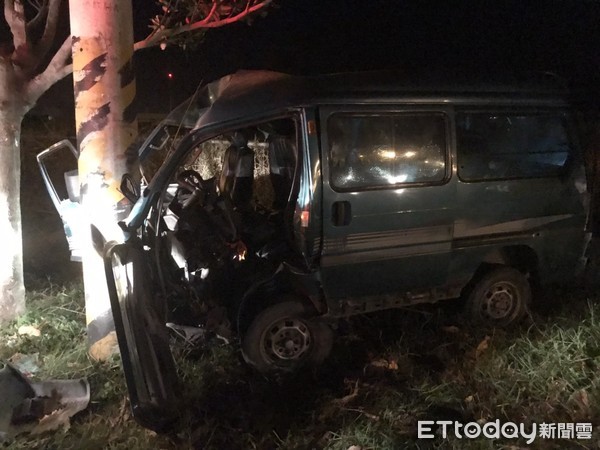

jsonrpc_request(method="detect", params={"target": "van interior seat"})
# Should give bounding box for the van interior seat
[268,136,296,210]
[219,144,255,211]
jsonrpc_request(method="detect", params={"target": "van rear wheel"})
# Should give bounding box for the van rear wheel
[242,300,333,374]
[466,267,531,325]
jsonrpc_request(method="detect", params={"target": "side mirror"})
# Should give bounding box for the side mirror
[120,173,141,204]
[36,139,79,212]
[36,140,83,261]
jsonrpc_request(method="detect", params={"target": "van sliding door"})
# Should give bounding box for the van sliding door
[453,109,589,283]
[319,107,455,307]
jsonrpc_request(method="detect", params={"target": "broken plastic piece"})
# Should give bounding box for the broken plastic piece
[8,353,40,377]
[0,363,90,442]
[166,322,206,345]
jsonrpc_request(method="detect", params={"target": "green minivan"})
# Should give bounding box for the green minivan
[101,70,590,430]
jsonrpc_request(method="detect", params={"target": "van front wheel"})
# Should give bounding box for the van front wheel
[242,300,333,374]
[466,267,531,325]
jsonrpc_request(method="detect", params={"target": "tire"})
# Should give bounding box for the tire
[242,300,333,374]
[465,267,531,325]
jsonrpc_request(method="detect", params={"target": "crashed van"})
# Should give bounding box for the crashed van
[42,70,592,429]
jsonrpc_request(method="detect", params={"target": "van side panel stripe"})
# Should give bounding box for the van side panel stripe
[323,225,452,253]
[321,214,576,267]
[321,242,450,266]
[322,225,452,267]
[453,214,574,238]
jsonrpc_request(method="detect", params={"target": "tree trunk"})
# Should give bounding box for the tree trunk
[0,60,26,323]
[69,0,138,360]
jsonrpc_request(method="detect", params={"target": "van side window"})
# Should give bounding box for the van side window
[456,113,571,181]
[328,114,446,190]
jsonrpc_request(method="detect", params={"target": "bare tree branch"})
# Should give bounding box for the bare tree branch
[36,0,62,60]
[27,0,50,33]
[134,0,271,51]
[24,36,72,107]
[4,0,28,50]
[202,2,219,25]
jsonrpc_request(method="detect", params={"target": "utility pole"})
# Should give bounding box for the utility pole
[69,0,138,360]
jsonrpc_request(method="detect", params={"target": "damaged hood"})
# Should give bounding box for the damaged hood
[163,70,293,130]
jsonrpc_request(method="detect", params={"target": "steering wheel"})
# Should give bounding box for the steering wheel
[176,169,204,192]
[174,169,206,209]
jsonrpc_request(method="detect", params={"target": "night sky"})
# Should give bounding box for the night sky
[36,0,600,115]
[133,0,600,112]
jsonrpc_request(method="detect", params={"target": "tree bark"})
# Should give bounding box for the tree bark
[0,0,70,323]
[0,59,27,323]
[69,0,138,360]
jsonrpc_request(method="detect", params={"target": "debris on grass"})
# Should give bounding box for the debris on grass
[8,353,41,377]
[0,362,90,441]
[567,388,592,421]
[474,335,491,359]
[17,325,41,338]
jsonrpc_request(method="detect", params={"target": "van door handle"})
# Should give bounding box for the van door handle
[332,201,352,226]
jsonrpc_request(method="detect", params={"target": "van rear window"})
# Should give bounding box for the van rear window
[328,113,447,190]
[456,113,571,181]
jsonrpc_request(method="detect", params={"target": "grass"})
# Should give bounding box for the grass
[0,281,173,450]
[3,281,600,449]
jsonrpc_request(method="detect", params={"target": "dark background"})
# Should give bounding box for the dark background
[131,0,600,113]
[33,0,600,116]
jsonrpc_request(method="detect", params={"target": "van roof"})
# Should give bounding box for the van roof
[166,70,572,131]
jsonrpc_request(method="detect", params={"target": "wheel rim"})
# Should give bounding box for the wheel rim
[481,281,519,320]
[262,317,312,364]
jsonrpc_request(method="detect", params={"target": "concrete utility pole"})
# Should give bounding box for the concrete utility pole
[68,0,138,360]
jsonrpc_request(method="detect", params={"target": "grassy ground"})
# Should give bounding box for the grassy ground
[2,280,600,449]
